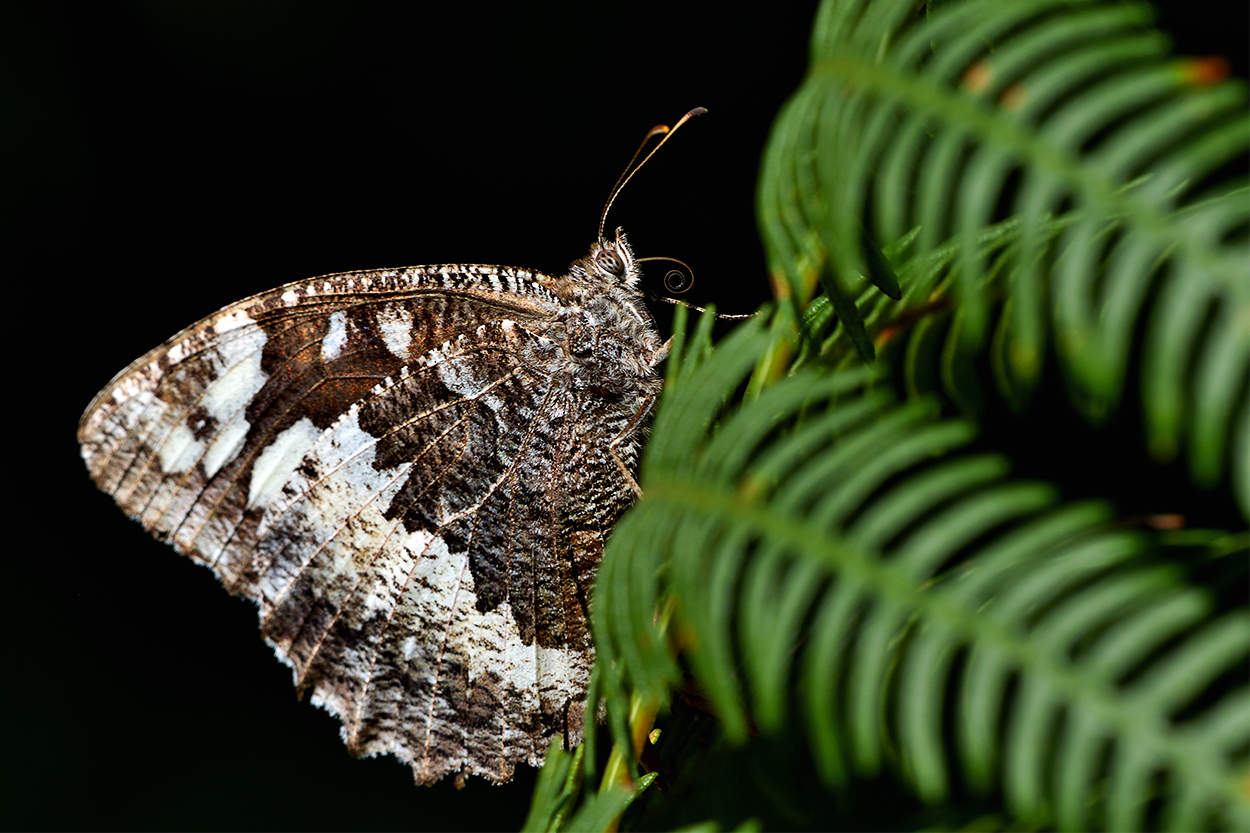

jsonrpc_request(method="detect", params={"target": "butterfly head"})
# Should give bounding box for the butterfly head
[581,227,641,291]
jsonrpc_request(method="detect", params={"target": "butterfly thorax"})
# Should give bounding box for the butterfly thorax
[544,229,666,395]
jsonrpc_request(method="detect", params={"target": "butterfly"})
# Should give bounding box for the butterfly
[77,109,705,786]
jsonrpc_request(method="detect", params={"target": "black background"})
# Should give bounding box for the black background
[5,2,1245,831]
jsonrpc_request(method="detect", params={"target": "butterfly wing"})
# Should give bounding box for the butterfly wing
[79,265,611,784]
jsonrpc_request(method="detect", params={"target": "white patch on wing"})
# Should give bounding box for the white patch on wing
[104,325,271,489]
[158,422,205,473]
[536,644,588,705]
[409,535,471,631]
[248,417,321,509]
[401,545,551,742]
[377,306,414,360]
[253,402,420,609]
[197,343,268,477]
[462,600,536,720]
[202,419,250,479]
[259,403,408,530]
[321,310,349,361]
[209,322,267,373]
[458,578,587,724]
[401,636,419,661]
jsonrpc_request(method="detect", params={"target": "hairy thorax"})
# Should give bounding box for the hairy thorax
[544,233,666,402]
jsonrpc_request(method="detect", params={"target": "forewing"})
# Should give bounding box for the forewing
[78,265,596,784]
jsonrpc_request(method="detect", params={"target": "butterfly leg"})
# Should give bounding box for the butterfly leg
[649,336,673,367]
[608,393,657,498]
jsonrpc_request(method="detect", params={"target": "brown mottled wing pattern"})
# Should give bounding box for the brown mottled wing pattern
[78,265,630,784]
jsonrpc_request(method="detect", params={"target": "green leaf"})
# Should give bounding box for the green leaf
[758,0,1249,515]
[595,323,1248,830]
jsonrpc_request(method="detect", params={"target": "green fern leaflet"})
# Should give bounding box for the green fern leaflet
[526,1,1249,830]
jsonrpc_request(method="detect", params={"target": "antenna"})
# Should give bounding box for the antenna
[637,255,695,293]
[636,256,757,320]
[643,291,757,320]
[598,107,707,241]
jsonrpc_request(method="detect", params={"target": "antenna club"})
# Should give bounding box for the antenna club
[597,107,708,239]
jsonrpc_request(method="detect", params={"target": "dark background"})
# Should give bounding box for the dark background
[5,2,1245,831]
[8,3,812,830]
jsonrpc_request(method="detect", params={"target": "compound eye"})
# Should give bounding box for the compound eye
[595,249,624,276]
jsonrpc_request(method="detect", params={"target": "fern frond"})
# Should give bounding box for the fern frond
[758,0,1249,515]
[596,321,1250,831]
